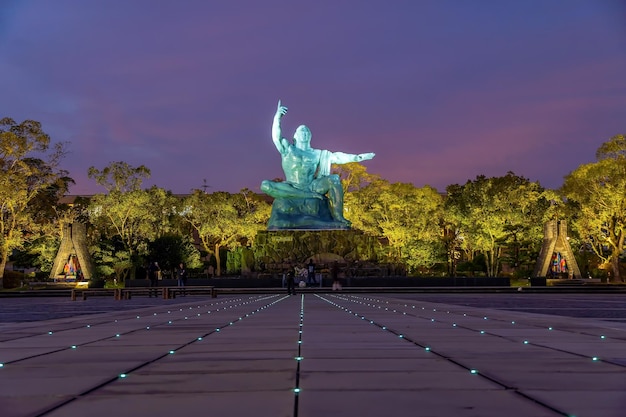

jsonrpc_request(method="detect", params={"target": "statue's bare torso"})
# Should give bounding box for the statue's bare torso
[281,145,321,189]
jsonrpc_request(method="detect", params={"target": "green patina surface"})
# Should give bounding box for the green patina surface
[261,101,374,230]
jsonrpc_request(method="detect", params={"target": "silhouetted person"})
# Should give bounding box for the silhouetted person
[286,269,295,295]
[331,261,342,291]
[307,259,315,284]
[176,262,187,296]
[147,261,160,297]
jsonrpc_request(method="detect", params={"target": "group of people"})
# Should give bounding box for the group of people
[285,260,317,295]
[285,260,343,294]
[145,258,345,297]
[146,261,188,297]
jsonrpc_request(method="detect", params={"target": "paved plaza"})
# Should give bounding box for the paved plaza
[1,292,625,417]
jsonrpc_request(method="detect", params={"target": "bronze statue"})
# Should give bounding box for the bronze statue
[261,101,375,229]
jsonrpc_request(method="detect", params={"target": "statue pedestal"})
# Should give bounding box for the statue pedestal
[267,196,349,230]
[254,229,377,271]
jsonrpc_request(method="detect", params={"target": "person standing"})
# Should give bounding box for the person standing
[286,269,295,295]
[177,262,187,296]
[331,261,342,291]
[147,261,160,297]
[307,259,315,284]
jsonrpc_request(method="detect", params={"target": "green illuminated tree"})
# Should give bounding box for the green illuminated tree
[445,172,549,277]
[334,162,381,193]
[561,134,626,282]
[335,164,446,272]
[371,182,445,273]
[180,189,270,276]
[88,189,151,280]
[0,118,71,285]
[148,234,202,278]
[87,163,178,280]
[87,161,150,193]
[334,162,382,235]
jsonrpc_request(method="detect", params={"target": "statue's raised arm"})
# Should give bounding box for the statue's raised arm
[271,100,289,154]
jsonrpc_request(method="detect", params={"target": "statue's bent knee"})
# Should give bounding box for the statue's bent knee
[328,174,341,184]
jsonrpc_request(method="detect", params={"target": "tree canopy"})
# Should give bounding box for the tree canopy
[0,118,71,284]
[180,189,270,276]
[561,134,626,282]
[445,172,549,277]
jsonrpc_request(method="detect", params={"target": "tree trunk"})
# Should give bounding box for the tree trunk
[486,249,496,277]
[0,243,8,288]
[610,254,621,283]
[128,248,137,281]
[215,243,222,277]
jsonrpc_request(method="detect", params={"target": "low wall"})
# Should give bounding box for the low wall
[126,276,510,288]
[347,277,510,287]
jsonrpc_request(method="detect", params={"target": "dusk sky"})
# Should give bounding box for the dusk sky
[1,0,625,195]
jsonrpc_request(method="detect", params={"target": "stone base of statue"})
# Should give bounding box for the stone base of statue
[267,196,350,230]
[254,229,377,270]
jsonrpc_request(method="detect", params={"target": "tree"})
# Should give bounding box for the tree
[445,172,549,277]
[148,234,202,278]
[336,166,446,271]
[370,182,445,273]
[87,161,150,193]
[0,118,71,285]
[334,162,383,235]
[180,190,270,276]
[87,163,173,280]
[561,134,626,282]
[334,162,381,194]
[90,237,133,283]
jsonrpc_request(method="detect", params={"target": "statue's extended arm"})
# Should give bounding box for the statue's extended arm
[330,151,376,165]
[272,100,289,154]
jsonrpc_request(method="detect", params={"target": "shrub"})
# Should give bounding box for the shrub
[88,278,106,288]
[3,271,25,289]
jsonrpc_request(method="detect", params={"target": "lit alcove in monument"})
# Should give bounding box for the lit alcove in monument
[61,254,83,281]
[549,252,569,278]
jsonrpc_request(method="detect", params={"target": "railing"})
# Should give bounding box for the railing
[70,286,216,300]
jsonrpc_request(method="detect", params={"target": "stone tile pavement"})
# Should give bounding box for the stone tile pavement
[1,293,625,417]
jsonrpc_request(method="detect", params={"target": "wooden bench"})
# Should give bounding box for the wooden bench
[117,286,216,299]
[163,286,216,299]
[118,287,162,299]
[71,286,217,300]
[71,288,120,301]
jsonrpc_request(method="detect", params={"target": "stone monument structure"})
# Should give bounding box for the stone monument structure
[260,100,375,230]
[532,220,581,279]
[50,223,95,281]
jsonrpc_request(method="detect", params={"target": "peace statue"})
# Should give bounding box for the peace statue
[261,100,375,229]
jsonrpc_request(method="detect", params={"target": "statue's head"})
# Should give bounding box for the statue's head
[293,125,312,147]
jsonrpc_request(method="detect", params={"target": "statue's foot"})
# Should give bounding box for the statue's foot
[335,218,351,228]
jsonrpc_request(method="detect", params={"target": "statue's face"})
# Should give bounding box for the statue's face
[294,125,311,146]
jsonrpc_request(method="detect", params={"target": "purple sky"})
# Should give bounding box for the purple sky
[1,0,625,195]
